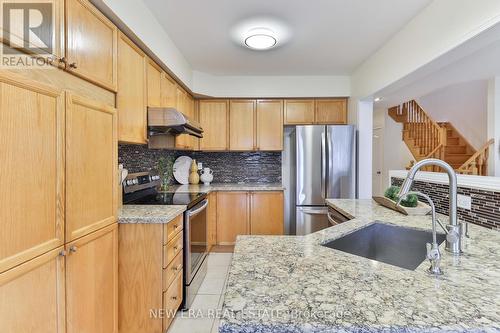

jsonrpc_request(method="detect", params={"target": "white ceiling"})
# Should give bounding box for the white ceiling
[142,0,431,76]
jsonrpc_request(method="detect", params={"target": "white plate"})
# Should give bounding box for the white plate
[173,156,192,185]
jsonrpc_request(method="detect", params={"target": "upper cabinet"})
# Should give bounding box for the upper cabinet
[284,98,348,125]
[284,99,315,124]
[0,73,65,274]
[117,32,147,144]
[315,99,348,124]
[256,100,283,151]
[146,59,162,107]
[229,100,256,151]
[199,100,229,151]
[65,94,117,242]
[65,0,118,92]
[161,73,177,108]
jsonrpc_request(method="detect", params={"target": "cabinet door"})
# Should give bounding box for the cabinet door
[117,32,147,144]
[0,73,64,273]
[174,86,191,150]
[216,192,249,245]
[66,93,117,242]
[188,96,199,150]
[229,100,255,151]
[284,99,315,124]
[315,99,347,124]
[66,224,118,333]
[250,192,284,235]
[161,73,177,108]
[65,0,118,91]
[147,60,162,107]
[0,247,65,333]
[207,192,217,249]
[199,100,229,151]
[256,100,283,151]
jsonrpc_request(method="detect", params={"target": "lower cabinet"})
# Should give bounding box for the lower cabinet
[216,192,250,245]
[66,224,118,333]
[215,191,284,245]
[119,214,184,333]
[0,224,118,333]
[0,247,65,333]
[250,192,284,235]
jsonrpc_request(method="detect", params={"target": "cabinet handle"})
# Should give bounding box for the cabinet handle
[171,296,178,300]
[173,246,178,251]
[173,264,182,272]
[69,62,77,69]
[69,245,77,253]
[173,224,179,229]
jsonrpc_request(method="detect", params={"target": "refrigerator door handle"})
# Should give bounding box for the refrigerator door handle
[321,132,326,199]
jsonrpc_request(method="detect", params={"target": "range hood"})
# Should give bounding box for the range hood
[148,107,203,138]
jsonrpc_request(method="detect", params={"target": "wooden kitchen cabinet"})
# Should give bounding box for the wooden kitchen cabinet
[117,32,147,144]
[207,192,218,250]
[147,59,162,107]
[65,93,117,242]
[174,86,196,150]
[199,100,229,151]
[256,99,283,151]
[229,99,256,151]
[315,98,348,124]
[66,224,118,333]
[161,73,177,108]
[284,99,315,124]
[0,247,65,333]
[250,192,284,235]
[0,72,65,273]
[216,192,249,245]
[119,215,184,333]
[65,0,118,91]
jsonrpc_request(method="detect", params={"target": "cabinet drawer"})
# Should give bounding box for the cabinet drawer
[163,215,183,245]
[163,232,183,268]
[162,271,183,331]
[163,252,183,291]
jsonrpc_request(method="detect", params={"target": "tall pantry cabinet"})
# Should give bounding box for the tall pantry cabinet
[0,71,118,332]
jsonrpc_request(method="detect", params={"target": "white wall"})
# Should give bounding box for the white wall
[373,108,414,193]
[416,81,488,149]
[357,100,374,199]
[192,72,350,98]
[352,0,500,99]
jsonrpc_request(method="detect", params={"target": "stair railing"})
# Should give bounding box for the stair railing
[457,139,494,176]
[403,100,444,157]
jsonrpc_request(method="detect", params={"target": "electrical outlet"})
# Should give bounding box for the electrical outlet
[457,194,472,210]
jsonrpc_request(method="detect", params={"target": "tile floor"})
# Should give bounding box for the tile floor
[168,253,232,333]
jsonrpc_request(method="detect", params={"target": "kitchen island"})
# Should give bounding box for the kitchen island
[219,199,500,332]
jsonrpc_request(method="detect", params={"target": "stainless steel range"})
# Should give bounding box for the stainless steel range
[122,172,208,309]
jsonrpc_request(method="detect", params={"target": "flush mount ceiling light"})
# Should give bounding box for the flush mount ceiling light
[231,17,291,51]
[244,28,277,50]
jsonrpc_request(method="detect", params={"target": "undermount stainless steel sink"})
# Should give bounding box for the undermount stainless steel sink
[322,222,446,270]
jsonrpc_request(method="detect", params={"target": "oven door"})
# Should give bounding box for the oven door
[185,199,208,283]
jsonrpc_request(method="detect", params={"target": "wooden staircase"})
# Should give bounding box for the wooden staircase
[389,100,493,175]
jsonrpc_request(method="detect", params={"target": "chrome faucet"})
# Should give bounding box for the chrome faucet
[397,158,462,255]
[399,191,445,275]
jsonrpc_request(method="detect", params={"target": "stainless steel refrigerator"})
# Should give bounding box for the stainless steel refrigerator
[283,125,356,235]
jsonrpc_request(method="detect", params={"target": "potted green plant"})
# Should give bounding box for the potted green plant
[372,185,431,216]
[156,156,174,192]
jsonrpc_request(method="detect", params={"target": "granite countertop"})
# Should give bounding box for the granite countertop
[220,199,500,333]
[118,205,186,224]
[167,183,285,193]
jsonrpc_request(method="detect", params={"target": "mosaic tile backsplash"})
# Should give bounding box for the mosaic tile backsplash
[119,144,282,184]
[391,177,500,230]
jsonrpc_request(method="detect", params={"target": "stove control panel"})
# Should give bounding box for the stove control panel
[123,171,161,194]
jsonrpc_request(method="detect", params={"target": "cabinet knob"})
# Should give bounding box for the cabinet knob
[59,57,67,64]
[171,296,178,300]
[69,245,78,253]
[59,250,67,257]
[173,264,182,272]
[173,224,179,229]
[69,62,77,69]
[173,246,178,251]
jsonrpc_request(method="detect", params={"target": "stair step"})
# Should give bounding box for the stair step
[445,145,467,154]
[446,137,460,145]
[444,153,473,164]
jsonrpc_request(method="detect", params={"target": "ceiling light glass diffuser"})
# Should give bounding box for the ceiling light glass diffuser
[245,33,277,50]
